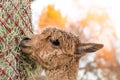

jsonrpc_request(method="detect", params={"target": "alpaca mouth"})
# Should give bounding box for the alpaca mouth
[19,43,32,49]
[19,41,32,55]
[19,37,32,47]
[19,42,28,48]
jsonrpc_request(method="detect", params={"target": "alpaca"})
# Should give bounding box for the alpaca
[19,27,103,80]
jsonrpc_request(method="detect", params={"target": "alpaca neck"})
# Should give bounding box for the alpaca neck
[45,58,79,80]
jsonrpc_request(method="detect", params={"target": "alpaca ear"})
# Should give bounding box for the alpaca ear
[76,43,103,54]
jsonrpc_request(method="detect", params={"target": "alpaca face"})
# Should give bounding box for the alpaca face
[19,27,103,69]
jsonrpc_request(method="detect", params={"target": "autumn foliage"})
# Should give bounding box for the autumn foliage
[38,5,66,29]
[78,8,118,67]
[75,8,120,80]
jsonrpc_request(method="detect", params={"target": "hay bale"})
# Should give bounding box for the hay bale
[0,0,43,80]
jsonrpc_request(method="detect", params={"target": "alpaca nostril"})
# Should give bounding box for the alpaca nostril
[22,37,31,41]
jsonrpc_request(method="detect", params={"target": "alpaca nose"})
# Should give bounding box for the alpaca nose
[19,37,31,48]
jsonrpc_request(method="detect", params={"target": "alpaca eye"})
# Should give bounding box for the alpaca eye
[50,39,60,46]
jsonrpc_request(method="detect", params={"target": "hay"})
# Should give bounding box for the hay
[0,0,44,80]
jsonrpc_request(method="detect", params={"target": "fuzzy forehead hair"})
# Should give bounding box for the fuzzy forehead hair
[41,27,80,42]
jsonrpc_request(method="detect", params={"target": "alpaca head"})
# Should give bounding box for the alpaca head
[19,27,103,70]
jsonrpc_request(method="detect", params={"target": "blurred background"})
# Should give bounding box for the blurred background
[31,0,120,80]
[1,0,120,80]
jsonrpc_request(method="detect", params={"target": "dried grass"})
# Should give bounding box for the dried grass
[0,0,43,80]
